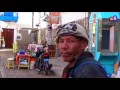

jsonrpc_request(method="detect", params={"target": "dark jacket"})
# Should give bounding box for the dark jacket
[36,48,44,58]
[62,51,108,78]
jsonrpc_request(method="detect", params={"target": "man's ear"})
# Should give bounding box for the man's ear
[81,40,88,49]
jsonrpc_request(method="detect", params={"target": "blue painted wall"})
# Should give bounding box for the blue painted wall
[89,12,120,21]
[0,12,18,22]
[89,12,120,77]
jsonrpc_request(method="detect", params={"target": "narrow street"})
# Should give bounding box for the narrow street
[0,49,67,78]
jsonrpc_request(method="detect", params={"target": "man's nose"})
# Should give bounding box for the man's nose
[60,41,69,49]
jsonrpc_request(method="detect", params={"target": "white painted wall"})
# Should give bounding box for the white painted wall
[60,12,88,24]
[17,12,48,28]
[17,12,89,28]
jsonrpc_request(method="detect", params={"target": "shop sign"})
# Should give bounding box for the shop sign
[93,12,96,23]
[52,24,59,30]
[49,12,60,24]
[92,23,96,34]
[92,12,96,34]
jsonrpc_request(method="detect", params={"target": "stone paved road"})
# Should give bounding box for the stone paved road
[0,49,67,78]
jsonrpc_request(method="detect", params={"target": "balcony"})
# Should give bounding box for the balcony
[0,12,18,22]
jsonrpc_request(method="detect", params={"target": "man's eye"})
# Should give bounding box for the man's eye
[70,40,75,42]
[59,40,63,43]
[68,40,75,43]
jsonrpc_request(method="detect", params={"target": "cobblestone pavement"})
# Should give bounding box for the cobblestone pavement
[0,49,67,78]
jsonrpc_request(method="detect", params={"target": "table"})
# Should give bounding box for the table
[16,53,30,69]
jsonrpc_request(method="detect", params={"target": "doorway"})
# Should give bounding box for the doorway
[1,28,14,48]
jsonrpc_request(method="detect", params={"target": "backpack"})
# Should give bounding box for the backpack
[73,61,109,78]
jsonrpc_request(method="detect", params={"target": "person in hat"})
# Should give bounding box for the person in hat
[55,22,108,78]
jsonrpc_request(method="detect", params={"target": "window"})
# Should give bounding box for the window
[98,19,120,53]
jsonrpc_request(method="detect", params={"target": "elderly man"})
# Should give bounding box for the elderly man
[55,22,108,78]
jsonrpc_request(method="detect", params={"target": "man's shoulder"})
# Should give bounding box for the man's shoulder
[76,60,100,70]
[81,51,94,57]
[74,60,108,78]
[76,51,96,65]
[76,55,103,72]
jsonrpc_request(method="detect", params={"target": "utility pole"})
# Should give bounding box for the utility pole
[32,12,37,43]
[39,12,41,24]
[32,12,34,28]
[88,12,91,31]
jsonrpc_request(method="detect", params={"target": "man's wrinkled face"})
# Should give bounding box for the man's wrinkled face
[58,36,87,63]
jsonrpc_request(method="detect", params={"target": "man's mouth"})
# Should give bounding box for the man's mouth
[61,52,71,57]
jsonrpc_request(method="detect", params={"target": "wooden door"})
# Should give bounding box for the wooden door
[2,28,14,48]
